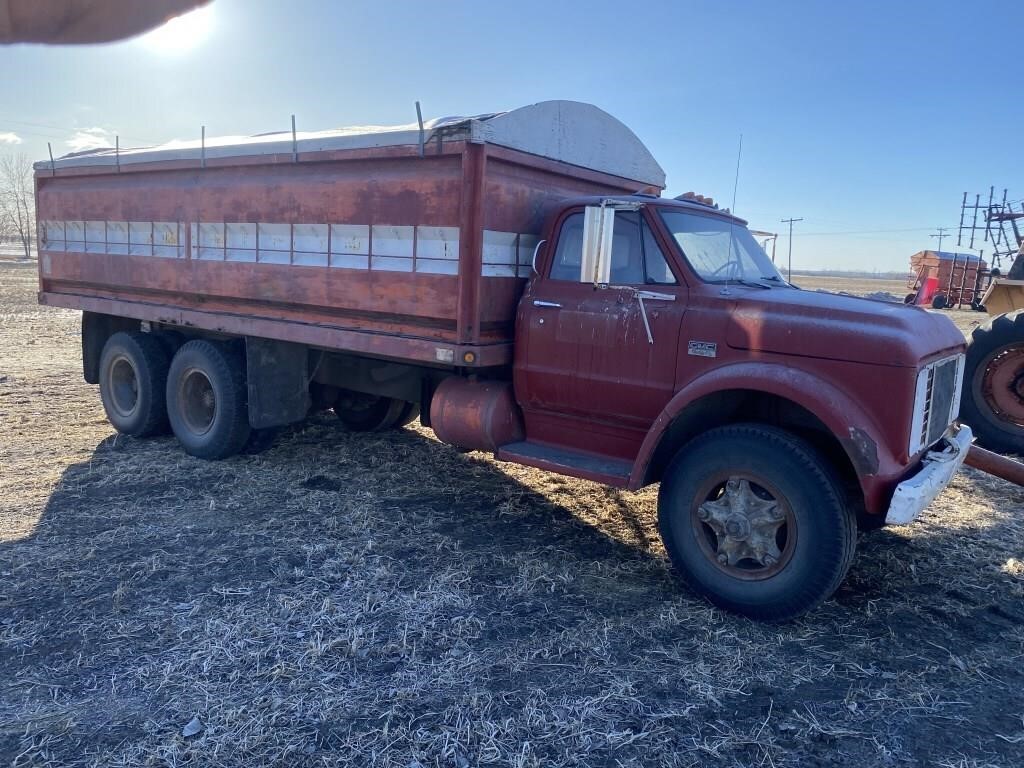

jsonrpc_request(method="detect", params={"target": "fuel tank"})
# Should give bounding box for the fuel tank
[429,378,525,452]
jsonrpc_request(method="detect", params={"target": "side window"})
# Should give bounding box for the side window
[609,212,645,284]
[549,213,585,281]
[642,219,677,285]
[548,208,677,285]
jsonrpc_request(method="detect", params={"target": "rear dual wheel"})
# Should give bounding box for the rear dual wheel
[98,331,171,437]
[165,340,252,460]
[333,390,419,431]
[99,334,273,459]
[658,424,857,621]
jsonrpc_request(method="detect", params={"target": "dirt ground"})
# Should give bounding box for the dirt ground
[1,265,1022,767]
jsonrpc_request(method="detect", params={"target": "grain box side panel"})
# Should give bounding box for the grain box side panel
[36,154,466,342]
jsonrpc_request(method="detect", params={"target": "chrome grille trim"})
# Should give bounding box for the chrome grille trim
[909,353,965,455]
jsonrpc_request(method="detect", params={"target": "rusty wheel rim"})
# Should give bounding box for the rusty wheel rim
[107,354,139,419]
[978,345,1024,429]
[690,474,797,581]
[179,368,216,436]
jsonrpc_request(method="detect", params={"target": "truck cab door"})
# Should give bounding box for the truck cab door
[516,208,686,440]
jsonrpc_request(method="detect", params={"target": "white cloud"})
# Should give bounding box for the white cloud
[0,132,22,145]
[66,127,113,153]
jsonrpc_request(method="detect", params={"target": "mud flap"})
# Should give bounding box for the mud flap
[245,337,311,429]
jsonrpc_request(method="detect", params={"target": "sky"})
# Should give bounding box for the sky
[2,0,1022,272]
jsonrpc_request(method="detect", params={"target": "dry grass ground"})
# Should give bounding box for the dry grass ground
[1,265,1022,767]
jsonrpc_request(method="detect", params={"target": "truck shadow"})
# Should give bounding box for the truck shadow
[3,416,1024,766]
[6,415,680,632]
[7,415,1022,637]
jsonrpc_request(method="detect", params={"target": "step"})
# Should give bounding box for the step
[495,441,632,487]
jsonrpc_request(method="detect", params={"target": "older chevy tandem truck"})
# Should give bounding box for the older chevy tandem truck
[35,101,971,620]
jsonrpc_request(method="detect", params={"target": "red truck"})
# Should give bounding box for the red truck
[35,100,972,620]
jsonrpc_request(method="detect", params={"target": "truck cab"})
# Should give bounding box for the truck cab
[490,194,969,619]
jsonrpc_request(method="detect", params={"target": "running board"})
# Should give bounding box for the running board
[495,441,632,487]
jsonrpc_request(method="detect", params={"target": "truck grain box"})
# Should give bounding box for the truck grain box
[35,100,972,620]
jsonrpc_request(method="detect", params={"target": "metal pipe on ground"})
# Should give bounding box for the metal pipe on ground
[965,445,1024,487]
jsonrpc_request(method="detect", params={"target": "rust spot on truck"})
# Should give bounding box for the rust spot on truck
[842,427,879,476]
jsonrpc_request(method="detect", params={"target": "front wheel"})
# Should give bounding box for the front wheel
[658,424,857,621]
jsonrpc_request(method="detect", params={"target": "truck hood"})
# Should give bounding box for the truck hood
[725,288,965,367]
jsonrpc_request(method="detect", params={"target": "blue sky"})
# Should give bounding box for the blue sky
[2,0,1022,271]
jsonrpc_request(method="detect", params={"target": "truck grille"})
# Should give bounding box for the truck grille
[910,354,965,454]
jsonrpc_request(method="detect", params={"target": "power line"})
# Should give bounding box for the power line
[781,217,803,281]
[792,226,953,236]
[930,226,951,254]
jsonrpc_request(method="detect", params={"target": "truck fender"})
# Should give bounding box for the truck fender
[628,362,889,491]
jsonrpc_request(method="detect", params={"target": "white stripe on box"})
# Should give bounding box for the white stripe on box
[152,222,183,258]
[85,221,105,253]
[129,222,153,256]
[39,220,535,275]
[43,221,65,251]
[483,230,517,265]
[226,222,257,262]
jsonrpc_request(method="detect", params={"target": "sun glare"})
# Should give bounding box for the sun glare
[140,6,214,53]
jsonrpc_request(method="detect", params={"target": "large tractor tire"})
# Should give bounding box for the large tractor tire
[658,424,857,621]
[959,311,1024,455]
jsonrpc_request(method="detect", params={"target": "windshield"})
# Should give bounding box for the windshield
[658,210,786,284]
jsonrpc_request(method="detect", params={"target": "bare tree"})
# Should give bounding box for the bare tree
[0,154,36,260]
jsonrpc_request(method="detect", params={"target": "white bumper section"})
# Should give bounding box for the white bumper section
[885,425,973,525]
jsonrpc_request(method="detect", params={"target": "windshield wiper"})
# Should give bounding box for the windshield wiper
[709,277,772,289]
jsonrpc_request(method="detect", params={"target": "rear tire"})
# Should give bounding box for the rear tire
[658,424,857,621]
[98,331,171,437]
[931,294,948,309]
[959,311,1024,454]
[393,401,420,428]
[166,340,251,460]
[333,390,416,431]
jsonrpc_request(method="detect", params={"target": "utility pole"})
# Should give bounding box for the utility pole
[931,227,950,255]
[780,217,803,281]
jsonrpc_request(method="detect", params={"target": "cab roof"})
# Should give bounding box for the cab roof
[560,194,749,226]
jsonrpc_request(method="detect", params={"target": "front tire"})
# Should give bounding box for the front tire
[98,331,171,437]
[658,424,857,621]
[166,340,251,460]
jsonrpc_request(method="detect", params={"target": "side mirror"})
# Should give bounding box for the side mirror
[581,205,614,284]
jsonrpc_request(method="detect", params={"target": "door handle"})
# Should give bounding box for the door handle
[533,300,562,308]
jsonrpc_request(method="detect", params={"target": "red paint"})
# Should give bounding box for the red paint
[430,379,524,451]
[37,139,969,521]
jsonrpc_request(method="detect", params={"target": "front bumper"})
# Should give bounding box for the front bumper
[885,425,973,525]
